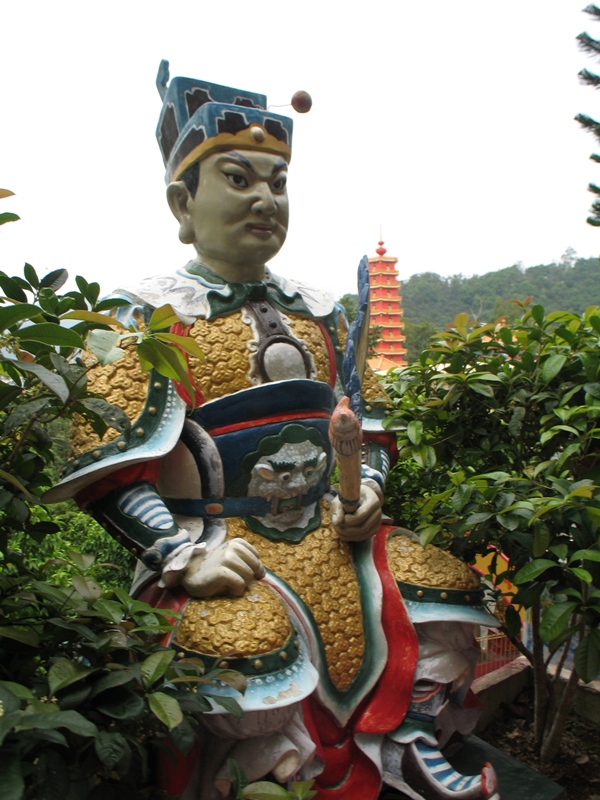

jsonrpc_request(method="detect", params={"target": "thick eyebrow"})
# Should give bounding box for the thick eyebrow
[272,159,287,175]
[219,151,254,171]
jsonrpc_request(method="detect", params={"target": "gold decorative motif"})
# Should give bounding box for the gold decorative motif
[337,316,348,350]
[174,579,291,657]
[362,365,391,408]
[70,346,149,456]
[226,502,365,691]
[386,533,480,590]
[186,314,255,401]
[286,316,330,383]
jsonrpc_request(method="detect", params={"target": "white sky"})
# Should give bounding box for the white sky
[2,1,600,300]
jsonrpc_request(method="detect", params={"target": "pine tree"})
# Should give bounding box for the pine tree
[576,4,600,225]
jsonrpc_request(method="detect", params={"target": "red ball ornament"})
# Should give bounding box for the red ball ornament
[291,90,312,113]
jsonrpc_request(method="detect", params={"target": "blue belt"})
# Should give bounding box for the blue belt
[163,480,328,519]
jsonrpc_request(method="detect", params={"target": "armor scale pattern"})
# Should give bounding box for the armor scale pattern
[70,346,149,456]
[286,316,330,383]
[174,579,291,657]
[226,500,365,691]
[386,533,480,590]
[186,314,255,400]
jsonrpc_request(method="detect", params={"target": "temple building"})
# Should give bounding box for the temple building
[367,239,407,370]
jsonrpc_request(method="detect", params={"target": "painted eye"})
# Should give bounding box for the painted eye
[280,472,291,482]
[304,467,314,477]
[273,176,287,192]
[225,173,248,188]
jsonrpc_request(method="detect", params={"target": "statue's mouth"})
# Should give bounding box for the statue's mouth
[270,495,302,515]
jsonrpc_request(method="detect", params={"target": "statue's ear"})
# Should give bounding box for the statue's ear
[166,181,195,244]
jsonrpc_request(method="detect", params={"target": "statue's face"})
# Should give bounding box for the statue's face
[186,149,289,275]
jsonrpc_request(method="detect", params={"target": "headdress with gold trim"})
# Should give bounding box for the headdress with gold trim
[155,60,293,183]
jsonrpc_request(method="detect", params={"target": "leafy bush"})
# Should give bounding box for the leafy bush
[0,194,236,797]
[0,551,245,799]
[383,304,600,761]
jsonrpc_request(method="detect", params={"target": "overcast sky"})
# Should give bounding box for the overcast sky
[3,1,600,299]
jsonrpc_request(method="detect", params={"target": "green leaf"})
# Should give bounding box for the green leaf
[531,304,544,325]
[242,782,292,800]
[68,550,95,571]
[538,601,578,642]
[168,718,196,755]
[568,566,593,584]
[48,659,98,697]
[0,274,27,302]
[570,549,600,563]
[0,213,20,227]
[451,483,473,512]
[533,526,550,557]
[207,694,244,717]
[95,687,145,719]
[586,506,600,525]
[9,360,69,402]
[61,309,127,329]
[418,524,441,548]
[0,752,24,800]
[549,543,569,560]
[465,512,493,525]
[0,625,40,647]
[504,604,522,638]
[541,354,567,383]
[78,397,131,435]
[92,598,125,625]
[137,337,189,382]
[40,269,68,291]
[148,304,180,331]
[23,263,39,289]
[4,396,51,432]
[17,710,98,737]
[513,559,558,584]
[574,630,600,683]
[86,329,124,366]
[95,730,130,769]
[211,669,247,694]
[147,691,183,730]
[0,467,34,501]
[406,420,423,445]
[141,650,175,688]
[468,381,494,398]
[290,780,317,800]
[90,670,136,697]
[0,303,44,330]
[155,332,205,361]
[71,574,102,602]
[584,382,600,399]
[0,681,34,700]
[228,758,248,798]
[18,322,84,349]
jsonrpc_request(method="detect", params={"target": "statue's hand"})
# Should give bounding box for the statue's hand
[181,538,265,598]
[331,483,383,542]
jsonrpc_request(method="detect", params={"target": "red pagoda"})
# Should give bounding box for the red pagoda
[367,239,407,370]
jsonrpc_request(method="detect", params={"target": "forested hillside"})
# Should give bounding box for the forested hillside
[402,254,600,328]
[339,254,600,362]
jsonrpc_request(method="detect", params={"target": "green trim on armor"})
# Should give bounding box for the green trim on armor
[398,581,485,606]
[171,629,301,676]
[60,369,172,479]
[265,537,387,717]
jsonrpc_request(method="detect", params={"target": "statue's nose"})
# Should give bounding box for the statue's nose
[251,183,276,215]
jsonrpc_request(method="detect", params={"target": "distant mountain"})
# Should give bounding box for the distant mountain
[401,255,600,329]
